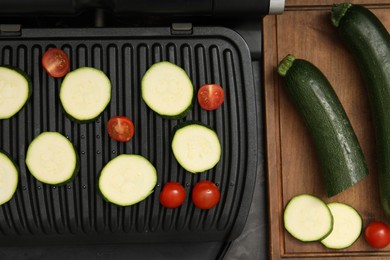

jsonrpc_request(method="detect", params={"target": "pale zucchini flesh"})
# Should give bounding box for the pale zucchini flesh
[60,67,111,122]
[142,62,194,119]
[321,202,362,249]
[283,194,333,242]
[26,132,78,185]
[0,66,31,119]
[171,122,221,173]
[0,151,18,205]
[98,154,157,206]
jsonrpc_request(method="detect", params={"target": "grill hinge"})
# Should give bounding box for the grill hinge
[0,24,21,36]
[171,23,193,35]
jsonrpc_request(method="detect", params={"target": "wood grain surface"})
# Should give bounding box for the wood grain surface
[286,0,390,8]
[263,2,390,259]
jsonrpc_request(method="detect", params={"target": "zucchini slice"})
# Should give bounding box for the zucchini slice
[171,122,221,173]
[60,67,111,123]
[0,151,18,205]
[0,66,32,119]
[142,62,194,119]
[98,154,157,206]
[26,132,79,185]
[321,202,362,249]
[283,194,333,242]
[332,4,390,216]
[277,54,368,197]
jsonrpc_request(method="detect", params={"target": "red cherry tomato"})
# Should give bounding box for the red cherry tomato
[42,48,70,78]
[192,180,220,209]
[107,116,135,142]
[159,182,186,208]
[197,84,225,111]
[365,221,390,249]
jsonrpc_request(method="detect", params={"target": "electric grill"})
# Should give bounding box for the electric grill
[0,1,284,259]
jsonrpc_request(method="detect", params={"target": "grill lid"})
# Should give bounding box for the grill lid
[0,0,284,16]
[0,26,258,244]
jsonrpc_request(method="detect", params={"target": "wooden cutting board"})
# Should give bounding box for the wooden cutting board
[263,1,390,259]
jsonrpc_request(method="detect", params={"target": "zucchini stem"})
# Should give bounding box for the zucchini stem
[331,3,352,27]
[277,54,296,77]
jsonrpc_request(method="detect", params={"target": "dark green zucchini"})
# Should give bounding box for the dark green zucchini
[331,4,390,215]
[277,54,368,197]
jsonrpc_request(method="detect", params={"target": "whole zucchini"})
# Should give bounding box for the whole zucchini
[331,4,390,215]
[277,54,368,197]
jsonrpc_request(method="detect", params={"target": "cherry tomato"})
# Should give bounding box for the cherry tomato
[365,221,390,249]
[197,84,225,110]
[192,180,220,209]
[107,116,135,142]
[42,48,70,78]
[159,182,186,208]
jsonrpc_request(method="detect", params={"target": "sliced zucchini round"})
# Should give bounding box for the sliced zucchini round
[60,67,111,123]
[283,194,333,242]
[142,61,194,119]
[171,122,221,173]
[26,132,79,185]
[0,66,32,119]
[98,154,157,206]
[0,151,18,205]
[321,202,362,249]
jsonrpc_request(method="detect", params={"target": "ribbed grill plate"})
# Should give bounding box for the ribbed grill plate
[0,27,258,244]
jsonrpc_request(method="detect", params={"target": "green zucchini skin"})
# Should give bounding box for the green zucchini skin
[331,4,390,215]
[278,54,368,197]
[156,103,193,120]
[60,106,104,124]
